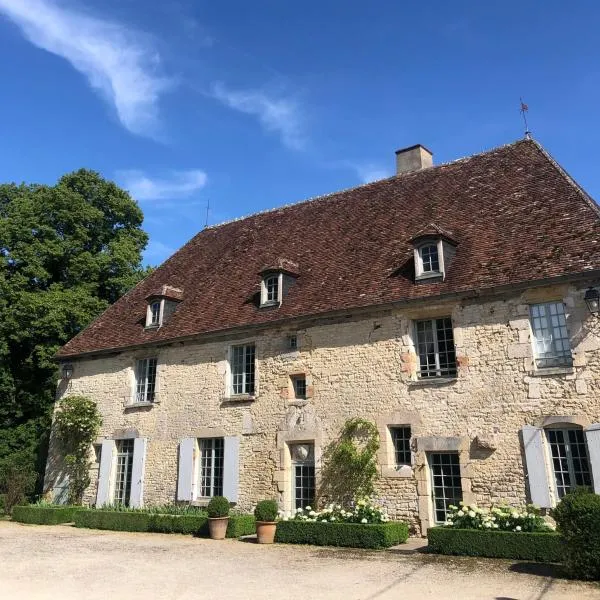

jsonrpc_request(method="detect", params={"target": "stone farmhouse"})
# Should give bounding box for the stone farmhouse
[45,138,600,534]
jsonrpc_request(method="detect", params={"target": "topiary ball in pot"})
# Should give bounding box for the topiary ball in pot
[254,499,278,544]
[207,496,230,540]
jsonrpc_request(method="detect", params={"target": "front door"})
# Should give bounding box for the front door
[429,452,462,523]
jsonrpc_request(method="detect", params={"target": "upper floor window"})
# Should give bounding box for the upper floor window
[148,301,162,327]
[291,374,307,399]
[419,244,440,274]
[135,358,157,403]
[546,428,592,499]
[530,302,572,369]
[415,317,457,378]
[261,273,282,306]
[390,426,411,467]
[231,344,256,395]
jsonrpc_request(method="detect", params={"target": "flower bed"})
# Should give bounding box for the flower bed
[12,504,82,525]
[73,509,255,538]
[427,527,563,563]
[275,520,409,549]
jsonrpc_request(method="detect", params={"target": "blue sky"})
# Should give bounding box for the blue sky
[0,1,599,265]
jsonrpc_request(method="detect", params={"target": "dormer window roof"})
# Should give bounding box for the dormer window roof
[408,224,457,282]
[144,285,183,328]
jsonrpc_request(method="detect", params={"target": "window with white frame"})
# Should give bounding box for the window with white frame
[148,301,162,326]
[419,244,440,274]
[290,443,315,510]
[415,317,457,378]
[135,358,157,402]
[529,302,572,368]
[390,426,411,467]
[546,428,592,499]
[197,437,224,497]
[261,273,282,306]
[230,344,256,395]
[113,439,134,505]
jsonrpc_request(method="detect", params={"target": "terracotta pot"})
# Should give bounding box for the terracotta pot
[208,516,229,540]
[256,521,277,544]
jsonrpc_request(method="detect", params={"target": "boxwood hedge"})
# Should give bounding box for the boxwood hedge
[74,509,255,538]
[427,527,563,563]
[275,521,409,549]
[12,505,82,525]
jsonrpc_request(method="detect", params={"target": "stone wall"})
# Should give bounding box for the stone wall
[45,282,600,534]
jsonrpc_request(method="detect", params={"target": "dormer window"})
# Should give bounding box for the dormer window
[258,259,299,308]
[146,300,163,327]
[145,285,183,328]
[260,272,283,306]
[409,224,457,282]
[265,275,280,303]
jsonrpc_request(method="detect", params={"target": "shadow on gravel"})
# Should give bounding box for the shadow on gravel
[509,562,568,580]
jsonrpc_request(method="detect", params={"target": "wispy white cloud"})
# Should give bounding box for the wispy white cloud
[353,163,393,184]
[211,81,305,150]
[144,240,176,264]
[117,169,208,202]
[0,0,172,136]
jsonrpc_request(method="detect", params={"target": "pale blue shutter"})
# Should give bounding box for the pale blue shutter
[223,436,240,503]
[177,438,196,501]
[129,438,147,508]
[585,424,600,494]
[96,439,115,507]
[521,426,552,507]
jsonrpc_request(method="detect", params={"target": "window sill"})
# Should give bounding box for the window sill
[221,394,257,403]
[415,271,443,281]
[190,499,210,507]
[408,377,457,388]
[381,465,414,478]
[529,366,575,377]
[124,401,155,410]
[144,324,161,331]
[259,300,280,309]
[288,399,309,407]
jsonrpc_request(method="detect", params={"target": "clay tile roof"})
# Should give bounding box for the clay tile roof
[408,223,458,245]
[58,138,600,358]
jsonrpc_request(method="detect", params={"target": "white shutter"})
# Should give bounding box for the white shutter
[223,436,240,503]
[129,438,147,508]
[521,426,552,508]
[177,438,196,501]
[585,424,600,494]
[96,439,116,507]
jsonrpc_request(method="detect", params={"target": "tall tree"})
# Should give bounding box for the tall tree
[0,169,150,487]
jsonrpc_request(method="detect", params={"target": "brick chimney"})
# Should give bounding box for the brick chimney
[395,144,433,174]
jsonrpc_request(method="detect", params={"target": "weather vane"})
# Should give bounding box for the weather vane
[520,98,531,139]
[204,198,210,228]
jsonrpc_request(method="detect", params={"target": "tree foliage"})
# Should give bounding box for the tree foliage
[54,396,102,504]
[317,418,380,507]
[0,169,150,489]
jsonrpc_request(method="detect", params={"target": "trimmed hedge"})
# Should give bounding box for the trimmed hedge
[0,494,5,514]
[74,510,255,538]
[275,520,409,549]
[427,527,563,563]
[12,505,82,525]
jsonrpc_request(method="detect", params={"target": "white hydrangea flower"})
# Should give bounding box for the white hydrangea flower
[305,506,312,511]
[515,525,522,532]
[361,518,368,524]
[468,510,476,518]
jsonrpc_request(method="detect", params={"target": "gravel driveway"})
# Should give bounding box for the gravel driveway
[1,521,597,599]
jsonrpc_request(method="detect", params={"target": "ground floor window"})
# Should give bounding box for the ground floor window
[390,426,412,467]
[290,443,315,509]
[113,439,134,505]
[546,428,592,499]
[429,452,462,523]
[198,438,224,497]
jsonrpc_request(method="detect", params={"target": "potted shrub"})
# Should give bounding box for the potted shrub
[207,496,230,540]
[254,499,278,544]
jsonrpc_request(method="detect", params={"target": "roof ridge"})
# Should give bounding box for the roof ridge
[204,138,531,232]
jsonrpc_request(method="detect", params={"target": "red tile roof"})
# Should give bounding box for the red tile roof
[58,139,600,358]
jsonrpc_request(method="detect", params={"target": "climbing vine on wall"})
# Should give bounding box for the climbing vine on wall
[318,417,380,507]
[53,396,102,505]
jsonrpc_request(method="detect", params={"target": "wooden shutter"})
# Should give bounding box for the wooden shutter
[96,439,116,507]
[177,438,196,501]
[585,424,600,494]
[129,438,147,508]
[521,426,552,508]
[223,436,240,503]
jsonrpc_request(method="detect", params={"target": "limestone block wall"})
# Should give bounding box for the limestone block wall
[45,281,600,534]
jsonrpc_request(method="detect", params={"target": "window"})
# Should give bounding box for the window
[415,318,457,378]
[419,244,440,274]
[113,439,134,505]
[198,438,224,497]
[429,452,462,523]
[266,275,279,302]
[135,358,157,403]
[93,444,102,465]
[231,344,256,395]
[288,334,298,350]
[390,427,411,467]
[546,428,592,499]
[149,301,161,326]
[290,443,315,510]
[530,302,572,368]
[291,375,307,399]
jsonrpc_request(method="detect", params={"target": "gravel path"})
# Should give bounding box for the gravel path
[1,521,597,599]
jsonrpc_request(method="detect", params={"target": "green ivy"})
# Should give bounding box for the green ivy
[53,396,102,505]
[318,418,380,506]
